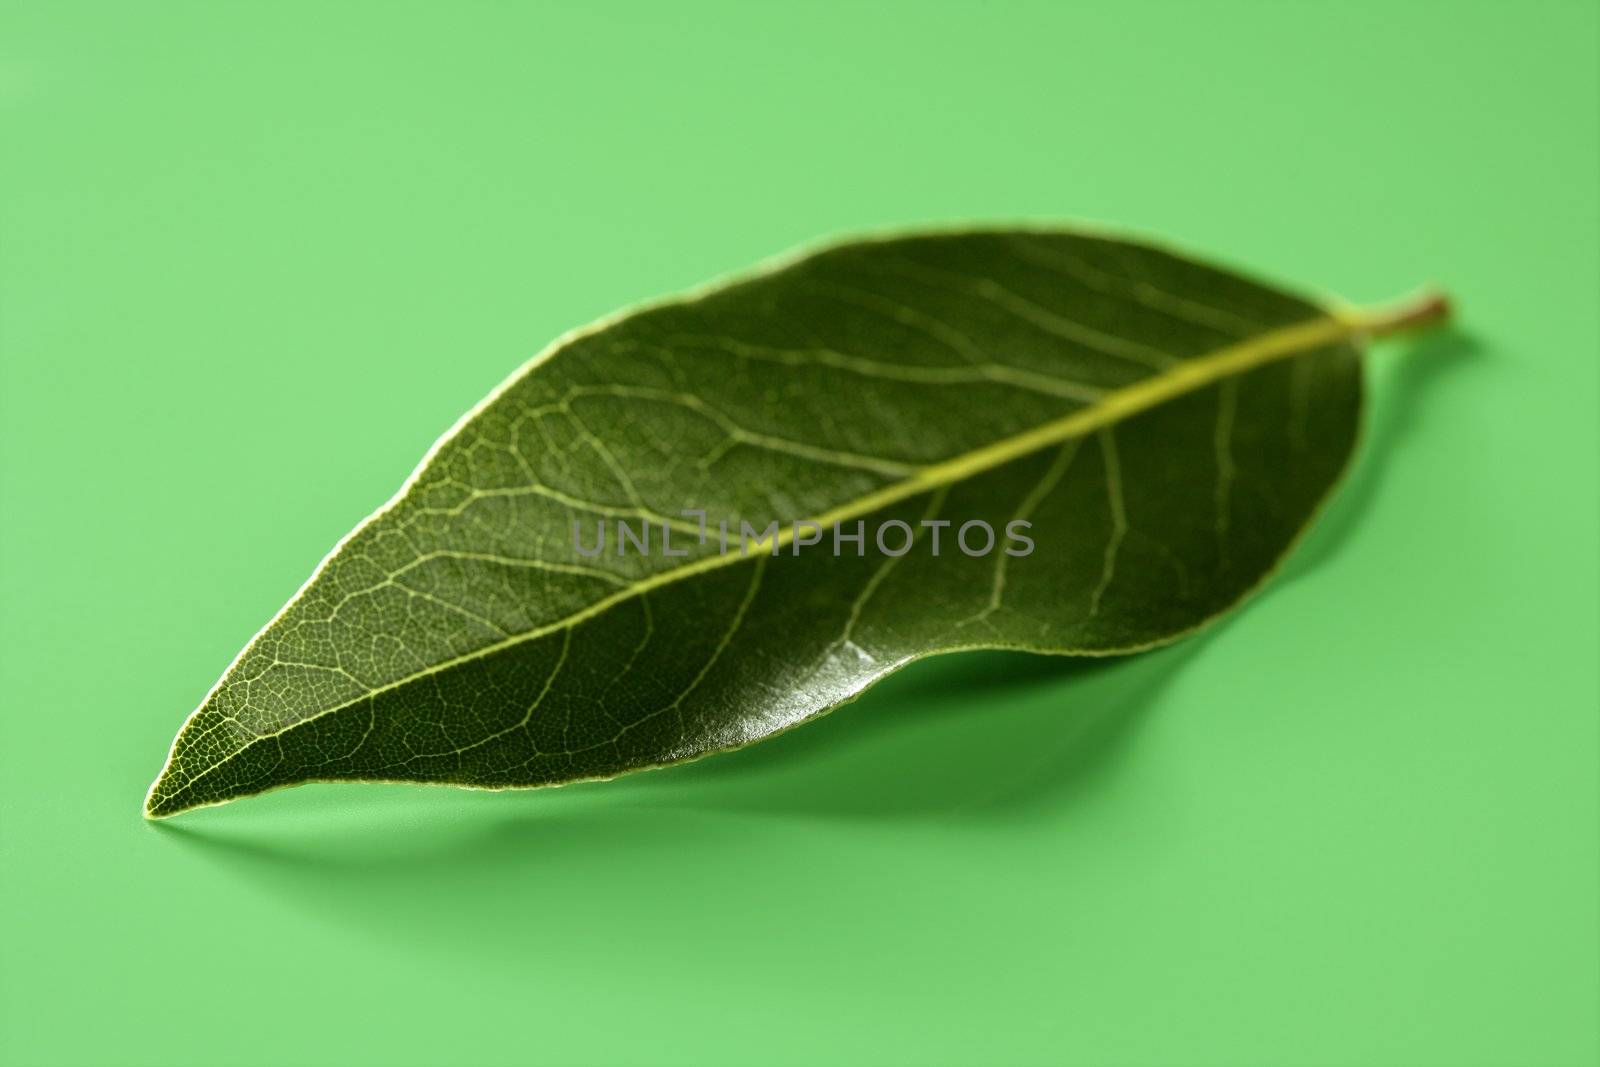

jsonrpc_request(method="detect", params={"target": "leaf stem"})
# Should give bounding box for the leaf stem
[1350,289,1452,340]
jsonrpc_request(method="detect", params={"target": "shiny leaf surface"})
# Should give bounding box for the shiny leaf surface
[145,229,1440,817]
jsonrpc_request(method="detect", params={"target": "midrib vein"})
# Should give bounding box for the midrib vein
[168,309,1371,789]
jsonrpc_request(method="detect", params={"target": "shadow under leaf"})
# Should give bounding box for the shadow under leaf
[1286,325,1480,579]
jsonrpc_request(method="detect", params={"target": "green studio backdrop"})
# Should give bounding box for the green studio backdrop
[1,3,1596,1066]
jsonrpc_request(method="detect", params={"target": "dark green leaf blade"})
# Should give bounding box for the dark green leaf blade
[145,228,1431,818]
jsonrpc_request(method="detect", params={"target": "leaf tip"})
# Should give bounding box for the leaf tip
[142,789,171,821]
[142,767,187,820]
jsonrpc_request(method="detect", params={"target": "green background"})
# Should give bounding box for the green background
[2,3,1596,1065]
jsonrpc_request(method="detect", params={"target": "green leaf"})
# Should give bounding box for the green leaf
[144,228,1445,818]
